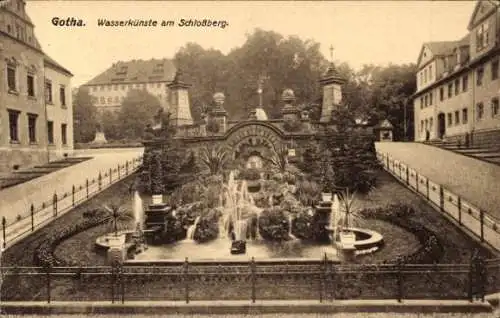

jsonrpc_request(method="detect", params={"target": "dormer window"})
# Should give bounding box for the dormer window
[476,22,489,51]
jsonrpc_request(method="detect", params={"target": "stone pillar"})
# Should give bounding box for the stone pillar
[281,89,300,122]
[318,63,345,123]
[212,92,228,133]
[301,110,311,130]
[167,70,193,126]
[106,235,126,264]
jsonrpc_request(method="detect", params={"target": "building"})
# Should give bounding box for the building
[0,0,73,173]
[82,59,177,117]
[413,0,500,147]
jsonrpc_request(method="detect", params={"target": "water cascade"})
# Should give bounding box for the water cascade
[288,214,297,240]
[186,216,201,240]
[133,191,144,231]
[330,194,340,242]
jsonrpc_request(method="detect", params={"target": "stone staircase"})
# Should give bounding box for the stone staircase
[423,140,500,166]
[0,157,92,190]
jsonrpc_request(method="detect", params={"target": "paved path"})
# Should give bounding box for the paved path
[0,148,144,226]
[375,142,500,221]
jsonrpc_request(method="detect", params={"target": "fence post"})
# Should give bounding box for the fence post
[118,164,121,179]
[468,254,474,302]
[126,161,129,175]
[426,179,429,200]
[120,265,125,304]
[111,264,115,304]
[386,153,389,169]
[458,196,462,226]
[406,167,409,185]
[479,210,484,242]
[30,204,34,232]
[98,172,102,191]
[251,257,256,303]
[72,185,75,207]
[397,260,404,302]
[2,217,6,248]
[86,179,89,199]
[439,186,444,213]
[53,193,58,217]
[46,266,51,304]
[416,172,419,193]
[184,257,189,303]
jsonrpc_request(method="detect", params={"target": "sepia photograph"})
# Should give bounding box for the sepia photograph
[0,0,499,316]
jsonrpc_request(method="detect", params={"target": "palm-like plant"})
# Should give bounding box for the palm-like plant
[103,203,135,236]
[199,146,228,176]
[269,144,288,173]
[338,188,360,230]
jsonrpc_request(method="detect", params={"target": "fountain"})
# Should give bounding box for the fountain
[288,214,297,240]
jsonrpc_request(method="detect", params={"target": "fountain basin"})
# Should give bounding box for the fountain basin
[326,226,384,255]
[230,240,247,254]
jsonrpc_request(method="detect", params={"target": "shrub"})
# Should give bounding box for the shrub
[291,208,315,240]
[193,209,220,243]
[258,207,290,241]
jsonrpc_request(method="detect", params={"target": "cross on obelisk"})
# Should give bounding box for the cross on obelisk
[329,45,334,63]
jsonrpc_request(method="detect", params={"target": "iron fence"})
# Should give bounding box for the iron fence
[1,156,143,249]
[376,151,500,251]
[1,255,497,303]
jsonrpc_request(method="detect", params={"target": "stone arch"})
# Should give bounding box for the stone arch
[223,122,285,164]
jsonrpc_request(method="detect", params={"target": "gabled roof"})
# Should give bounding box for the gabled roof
[467,0,499,31]
[44,54,73,77]
[84,58,176,86]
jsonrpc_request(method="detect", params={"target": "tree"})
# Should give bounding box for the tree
[117,89,161,139]
[199,146,228,175]
[73,87,98,143]
[100,110,121,140]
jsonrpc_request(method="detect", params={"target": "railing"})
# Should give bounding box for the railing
[376,151,500,251]
[1,255,497,303]
[1,156,143,249]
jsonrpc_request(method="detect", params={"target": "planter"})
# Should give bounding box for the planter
[230,240,246,254]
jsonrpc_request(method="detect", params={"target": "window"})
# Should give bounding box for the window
[107,97,112,103]
[121,85,125,90]
[447,113,452,126]
[477,67,484,86]
[454,79,460,95]
[429,117,433,130]
[419,73,423,86]
[61,124,67,145]
[476,22,489,51]
[113,85,117,91]
[429,65,433,79]
[47,121,54,144]
[7,65,16,91]
[425,119,428,130]
[463,108,468,124]
[59,85,66,107]
[45,80,52,104]
[420,97,423,109]
[424,69,427,83]
[462,75,468,92]
[8,110,20,142]
[100,86,104,91]
[429,93,433,105]
[440,87,444,101]
[492,60,499,80]
[448,83,453,98]
[420,120,424,132]
[28,114,37,143]
[424,95,428,107]
[492,98,499,117]
[477,103,484,120]
[455,111,460,125]
[107,85,112,91]
[100,97,105,104]
[114,96,119,103]
[27,74,35,97]
[91,97,98,104]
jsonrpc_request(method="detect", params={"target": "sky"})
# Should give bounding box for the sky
[26,1,477,87]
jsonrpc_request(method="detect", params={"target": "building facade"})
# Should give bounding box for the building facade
[0,1,73,173]
[413,0,500,147]
[82,59,176,115]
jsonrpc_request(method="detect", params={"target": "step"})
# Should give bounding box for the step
[473,152,500,158]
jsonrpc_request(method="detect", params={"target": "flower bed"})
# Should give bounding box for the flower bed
[358,204,443,264]
[34,209,109,268]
